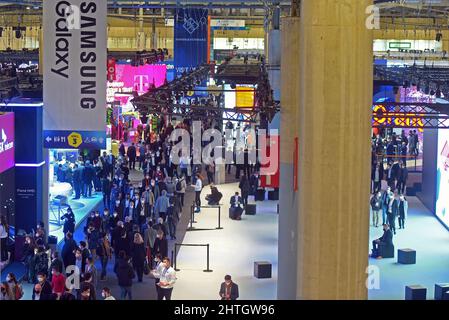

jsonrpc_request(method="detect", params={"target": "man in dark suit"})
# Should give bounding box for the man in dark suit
[219,275,239,300]
[391,161,401,191]
[32,272,54,300]
[371,162,383,193]
[397,162,408,195]
[371,224,393,259]
[72,164,81,199]
[229,192,243,220]
[127,143,137,170]
[82,161,95,198]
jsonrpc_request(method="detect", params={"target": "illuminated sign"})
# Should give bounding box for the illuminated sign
[372,104,424,132]
[107,64,167,105]
[0,113,15,174]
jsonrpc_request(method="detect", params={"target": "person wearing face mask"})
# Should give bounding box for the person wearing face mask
[61,207,76,236]
[97,232,112,281]
[151,179,160,203]
[398,194,408,230]
[79,241,91,274]
[370,192,382,228]
[155,257,176,300]
[32,272,52,300]
[101,209,112,234]
[142,186,155,218]
[86,223,100,261]
[102,287,116,300]
[153,230,168,259]
[219,275,239,300]
[4,273,23,300]
[50,266,66,297]
[21,236,35,283]
[48,251,64,281]
[114,250,135,300]
[32,247,49,282]
[114,196,125,220]
[61,232,77,273]
[151,254,164,297]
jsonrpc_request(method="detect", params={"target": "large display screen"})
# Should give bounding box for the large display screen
[107,64,167,112]
[0,112,15,174]
[436,129,449,228]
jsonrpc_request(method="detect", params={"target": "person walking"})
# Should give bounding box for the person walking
[175,175,187,207]
[114,251,135,300]
[238,175,250,207]
[193,173,203,212]
[398,194,408,230]
[127,143,137,170]
[101,287,116,300]
[370,192,382,228]
[131,233,146,283]
[97,232,112,281]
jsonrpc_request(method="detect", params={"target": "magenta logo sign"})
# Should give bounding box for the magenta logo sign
[0,113,14,174]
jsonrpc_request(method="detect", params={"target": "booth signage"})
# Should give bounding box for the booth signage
[44,130,106,149]
[0,113,15,174]
[43,0,107,149]
[174,8,209,75]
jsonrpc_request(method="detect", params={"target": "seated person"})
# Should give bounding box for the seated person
[229,192,243,220]
[206,184,223,205]
[371,224,393,259]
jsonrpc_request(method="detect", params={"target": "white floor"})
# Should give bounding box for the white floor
[172,183,278,300]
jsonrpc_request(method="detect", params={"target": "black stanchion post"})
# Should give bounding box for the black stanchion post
[216,206,223,229]
[174,244,180,271]
[203,243,213,272]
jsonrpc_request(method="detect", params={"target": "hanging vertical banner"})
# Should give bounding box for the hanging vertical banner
[174,8,209,76]
[107,57,116,82]
[43,0,107,149]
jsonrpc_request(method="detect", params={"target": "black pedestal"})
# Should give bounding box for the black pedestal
[245,204,256,215]
[379,243,394,258]
[255,189,265,201]
[405,285,427,300]
[254,261,272,279]
[268,189,279,200]
[398,249,416,264]
[434,283,449,300]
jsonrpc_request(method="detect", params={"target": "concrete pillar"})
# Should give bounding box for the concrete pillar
[296,0,373,299]
[39,29,44,75]
[278,16,300,300]
[137,8,146,51]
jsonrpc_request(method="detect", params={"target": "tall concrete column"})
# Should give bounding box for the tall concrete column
[297,0,373,299]
[278,16,300,300]
[137,8,146,51]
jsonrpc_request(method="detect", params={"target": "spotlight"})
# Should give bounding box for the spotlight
[436,32,443,42]
[430,89,436,96]
[230,83,236,89]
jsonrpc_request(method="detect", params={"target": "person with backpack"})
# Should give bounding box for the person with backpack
[167,199,180,240]
[114,250,135,300]
[4,273,23,300]
[175,175,186,207]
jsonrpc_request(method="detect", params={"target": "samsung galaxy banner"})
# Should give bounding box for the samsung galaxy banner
[43,0,107,149]
[436,129,449,228]
[174,8,209,75]
[0,113,15,174]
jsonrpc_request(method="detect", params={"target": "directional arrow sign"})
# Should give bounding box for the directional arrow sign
[46,136,52,143]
